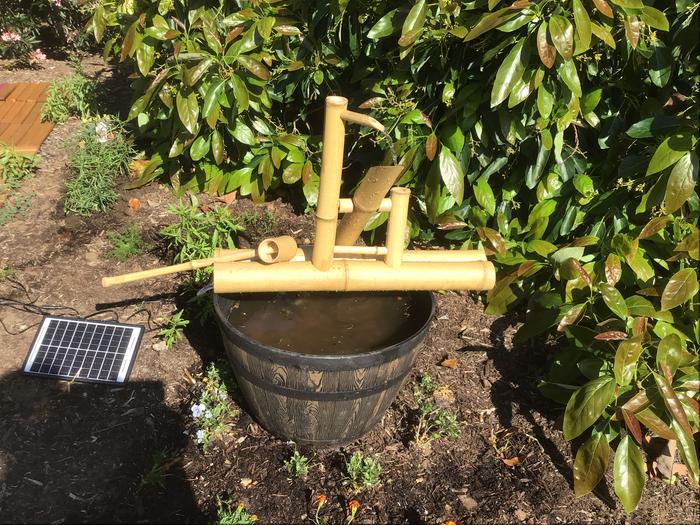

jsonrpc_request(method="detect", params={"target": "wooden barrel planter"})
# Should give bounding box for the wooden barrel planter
[213,291,435,446]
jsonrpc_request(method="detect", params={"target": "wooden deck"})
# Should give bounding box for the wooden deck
[0,82,55,154]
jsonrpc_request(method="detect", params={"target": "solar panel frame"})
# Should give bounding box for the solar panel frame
[22,315,144,384]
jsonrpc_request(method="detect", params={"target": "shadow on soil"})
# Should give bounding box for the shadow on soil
[0,371,205,523]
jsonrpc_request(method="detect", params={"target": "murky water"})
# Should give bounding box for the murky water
[224,292,428,355]
[381,130,398,166]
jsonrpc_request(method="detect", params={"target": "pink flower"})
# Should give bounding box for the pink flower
[30,48,47,63]
[49,0,63,6]
[1,30,21,43]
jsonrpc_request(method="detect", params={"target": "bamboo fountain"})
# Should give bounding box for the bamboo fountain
[102,96,497,446]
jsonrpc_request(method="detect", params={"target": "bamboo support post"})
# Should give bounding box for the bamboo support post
[102,237,298,287]
[338,197,392,214]
[311,96,349,271]
[335,166,404,246]
[384,187,411,268]
[213,260,496,293]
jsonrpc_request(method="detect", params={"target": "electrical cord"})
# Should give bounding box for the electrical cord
[0,277,158,335]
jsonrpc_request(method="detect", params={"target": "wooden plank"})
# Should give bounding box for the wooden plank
[0,101,32,124]
[0,84,18,101]
[21,83,48,102]
[14,121,54,153]
[0,104,42,147]
[0,102,15,122]
[6,83,32,101]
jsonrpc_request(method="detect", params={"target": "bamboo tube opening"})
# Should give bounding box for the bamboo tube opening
[385,187,411,268]
[340,110,385,133]
[338,197,392,214]
[257,236,298,264]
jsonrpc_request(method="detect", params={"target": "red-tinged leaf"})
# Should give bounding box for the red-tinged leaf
[226,26,244,44]
[464,8,519,42]
[516,260,542,278]
[621,408,644,446]
[674,228,699,260]
[638,216,670,240]
[637,287,659,297]
[436,213,467,230]
[654,372,694,438]
[477,227,507,255]
[573,430,610,497]
[558,303,586,333]
[593,0,614,18]
[614,336,643,386]
[536,22,555,69]
[238,55,271,81]
[359,97,383,109]
[605,254,621,285]
[632,317,647,337]
[635,408,676,440]
[624,16,640,49]
[594,331,628,341]
[574,260,592,287]
[623,391,649,413]
[425,133,437,161]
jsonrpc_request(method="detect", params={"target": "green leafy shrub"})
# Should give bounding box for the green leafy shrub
[98,0,698,510]
[157,309,189,349]
[160,199,244,284]
[106,224,145,261]
[64,118,133,216]
[41,61,99,123]
[345,451,382,491]
[284,449,310,478]
[0,147,37,195]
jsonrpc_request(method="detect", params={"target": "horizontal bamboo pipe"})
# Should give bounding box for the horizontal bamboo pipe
[213,260,496,293]
[385,187,411,268]
[335,165,404,246]
[215,246,488,262]
[338,198,392,214]
[340,110,385,133]
[102,236,298,287]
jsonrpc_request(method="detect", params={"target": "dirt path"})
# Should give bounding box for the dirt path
[0,57,697,524]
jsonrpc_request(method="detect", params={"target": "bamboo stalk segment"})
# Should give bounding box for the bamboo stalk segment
[335,166,405,246]
[338,197,392,214]
[312,96,348,272]
[216,246,488,262]
[385,187,411,268]
[213,260,496,293]
[257,235,298,264]
[339,110,385,132]
[101,249,257,287]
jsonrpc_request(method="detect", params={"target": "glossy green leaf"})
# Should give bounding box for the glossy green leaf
[203,79,225,118]
[536,21,555,69]
[657,334,695,378]
[664,152,698,213]
[438,146,464,204]
[176,91,199,135]
[474,176,496,216]
[614,435,645,513]
[646,133,693,175]
[490,39,527,108]
[238,55,271,81]
[190,134,210,162]
[230,75,249,112]
[211,130,224,165]
[368,9,400,39]
[671,420,700,486]
[614,336,643,386]
[136,41,155,76]
[574,430,610,497]
[641,6,670,30]
[563,376,615,440]
[611,0,644,7]
[537,83,554,118]
[184,58,213,86]
[573,0,592,53]
[654,372,694,438]
[232,119,256,145]
[660,268,699,311]
[399,0,427,47]
[591,21,616,49]
[464,8,518,42]
[549,15,574,61]
[600,283,629,319]
[558,60,582,98]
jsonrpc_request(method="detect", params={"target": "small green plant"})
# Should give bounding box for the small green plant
[157,310,189,349]
[106,224,144,262]
[160,199,244,284]
[216,499,257,525]
[413,374,460,445]
[64,119,133,216]
[191,361,238,451]
[0,192,33,226]
[0,267,16,281]
[236,208,279,239]
[345,452,382,491]
[138,449,173,492]
[41,61,98,123]
[284,449,310,478]
[0,147,37,195]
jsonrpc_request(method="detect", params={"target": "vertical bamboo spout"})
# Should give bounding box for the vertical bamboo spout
[312,96,349,271]
[385,187,411,268]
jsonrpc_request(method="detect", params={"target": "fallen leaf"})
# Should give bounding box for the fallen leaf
[218,191,237,205]
[502,456,521,467]
[129,159,150,179]
[440,358,459,369]
[240,478,253,488]
[127,197,141,211]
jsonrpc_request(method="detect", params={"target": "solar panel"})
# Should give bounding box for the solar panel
[22,316,143,384]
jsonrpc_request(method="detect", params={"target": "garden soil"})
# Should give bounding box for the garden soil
[1,57,698,524]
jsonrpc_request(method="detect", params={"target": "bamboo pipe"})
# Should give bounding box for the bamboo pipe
[102,236,298,287]
[312,96,348,271]
[215,246,488,262]
[213,260,496,293]
[335,165,404,246]
[385,187,411,268]
[340,110,385,132]
[338,197,392,214]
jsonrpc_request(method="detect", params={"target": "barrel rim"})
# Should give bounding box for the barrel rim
[213,291,435,370]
